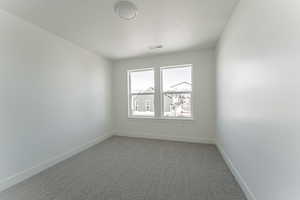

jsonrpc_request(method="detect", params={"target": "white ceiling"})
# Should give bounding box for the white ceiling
[0,0,238,60]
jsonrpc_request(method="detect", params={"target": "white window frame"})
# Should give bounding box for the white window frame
[160,64,193,120]
[127,68,155,118]
[127,64,193,120]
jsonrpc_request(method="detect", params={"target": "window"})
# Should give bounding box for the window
[127,64,193,119]
[161,65,192,118]
[145,100,151,111]
[128,68,155,117]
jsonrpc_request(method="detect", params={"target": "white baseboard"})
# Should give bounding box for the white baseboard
[0,132,112,192]
[113,131,216,144]
[216,143,257,200]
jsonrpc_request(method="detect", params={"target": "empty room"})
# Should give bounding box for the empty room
[0,0,299,200]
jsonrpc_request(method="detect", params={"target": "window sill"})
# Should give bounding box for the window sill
[128,116,194,121]
[160,117,194,121]
[128,116,155,119]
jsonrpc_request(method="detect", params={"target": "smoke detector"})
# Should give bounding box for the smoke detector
[114,1,138,20]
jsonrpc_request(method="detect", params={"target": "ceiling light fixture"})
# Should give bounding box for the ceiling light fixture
[114,1,138,20]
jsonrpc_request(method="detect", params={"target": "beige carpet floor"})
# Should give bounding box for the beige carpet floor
[0,136,246,200]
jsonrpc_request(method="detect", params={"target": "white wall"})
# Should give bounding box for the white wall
[217,0,300,200]
[112,49,216,143]
[0,10,112,190]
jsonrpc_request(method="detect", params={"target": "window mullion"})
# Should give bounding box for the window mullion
[127,72,132,117]
[154,67,161,118]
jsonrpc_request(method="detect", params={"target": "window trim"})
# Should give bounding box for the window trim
[160,64,194,120]
[127,64,194,120]
[127,68,155,118]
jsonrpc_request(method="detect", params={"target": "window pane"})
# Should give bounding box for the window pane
[130,70,154,93]
[131,94,154,116]
[163,93,191,117]
[162,66,192,92]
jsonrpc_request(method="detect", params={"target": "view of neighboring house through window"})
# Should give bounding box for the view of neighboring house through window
[161,65,192,118]
[145,100,151,111]
[128,65,192,119]
[128,69,155,117]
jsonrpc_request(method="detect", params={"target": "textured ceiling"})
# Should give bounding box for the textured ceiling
[0,0,238,60]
